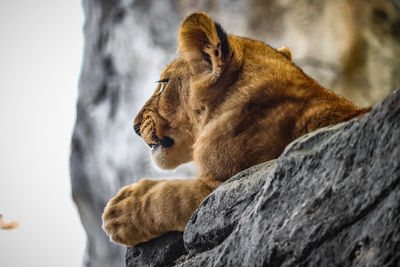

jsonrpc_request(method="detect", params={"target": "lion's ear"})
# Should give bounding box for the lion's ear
[277,47,292,61]
[178,12,229,76]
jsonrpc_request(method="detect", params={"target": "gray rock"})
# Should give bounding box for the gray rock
[126,232,185,267]
[126,90,400,266]
[183,160,277,253]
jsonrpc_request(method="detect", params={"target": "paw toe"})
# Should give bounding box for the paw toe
[111,188,133,203]
[103,205,123,221]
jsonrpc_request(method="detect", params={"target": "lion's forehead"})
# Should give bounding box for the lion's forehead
[162,57,188,76]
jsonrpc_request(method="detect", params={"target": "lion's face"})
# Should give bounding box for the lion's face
[134,58,196,170]
[134,12,294,170]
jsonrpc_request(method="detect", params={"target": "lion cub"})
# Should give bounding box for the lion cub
[102,12,370,246]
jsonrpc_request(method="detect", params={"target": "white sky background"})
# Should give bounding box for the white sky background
[0,1,86,266]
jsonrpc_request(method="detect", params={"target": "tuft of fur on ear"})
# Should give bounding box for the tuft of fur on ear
[178,12,230,78]
[278,47,292,61]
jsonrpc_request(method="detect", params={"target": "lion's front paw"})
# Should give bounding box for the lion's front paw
[102,179,160,247]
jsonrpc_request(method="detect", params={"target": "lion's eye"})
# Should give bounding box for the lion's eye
[156,79,169,95]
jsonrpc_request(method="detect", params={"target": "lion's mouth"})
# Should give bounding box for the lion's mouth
[148,134,175,151]
[134,120,175,151]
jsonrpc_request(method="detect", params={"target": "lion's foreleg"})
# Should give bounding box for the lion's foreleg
[102,178,216,246]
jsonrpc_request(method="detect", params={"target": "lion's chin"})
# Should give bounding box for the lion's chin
[150,147,181,170]
[150,140,192,170]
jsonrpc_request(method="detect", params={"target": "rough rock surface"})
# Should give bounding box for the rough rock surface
[72,1,400,266]
[126,232,185,267]
[126,90,400,266]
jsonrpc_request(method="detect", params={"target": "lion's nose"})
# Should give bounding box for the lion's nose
[133,123,141,136]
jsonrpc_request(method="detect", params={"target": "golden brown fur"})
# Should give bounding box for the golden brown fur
[102,12,370,246]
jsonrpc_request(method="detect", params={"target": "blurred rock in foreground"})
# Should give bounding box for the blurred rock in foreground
[71,0,400,266]
[127,90,400,266]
